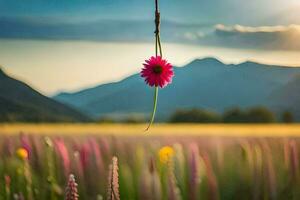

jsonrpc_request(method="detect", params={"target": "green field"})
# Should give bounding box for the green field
[1,124,300,200]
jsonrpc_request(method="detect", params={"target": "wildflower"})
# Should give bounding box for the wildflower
[89,139,105,180]
[45,137,62,198]
[73,150,84,179]
[20,133,32,158]
[5,175,11,200]
[141,56,174,88]
[201,152,219,200]
[107,156,120,200]
[159,146,175,164]
[16,148,33,200]
[16,148,28,160]
[188,144,200,200]
[4,175,11,186]
[54,139,71,177]
[65,174,79,200]
[79,142,91,170]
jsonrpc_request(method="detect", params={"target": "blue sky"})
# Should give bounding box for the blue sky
[0,0,299,25]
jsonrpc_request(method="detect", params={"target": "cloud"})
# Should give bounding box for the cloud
[211,24,300,50]
[182,31,205,41]
[1,17,300,51]
[0,17,210,43]
[215,24,298,33]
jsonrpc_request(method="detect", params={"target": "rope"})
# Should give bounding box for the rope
[155,0,163,58]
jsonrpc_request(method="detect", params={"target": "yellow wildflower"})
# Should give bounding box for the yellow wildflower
[16,148,28,160]
[159,146,174,163]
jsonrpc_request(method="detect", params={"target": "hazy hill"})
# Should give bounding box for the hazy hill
[54,58,300,120]
[0,68,89,122]
[270,76,300,119]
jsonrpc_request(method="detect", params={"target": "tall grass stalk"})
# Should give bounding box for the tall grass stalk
[188,144,200,200]
[65,174,79,200]
[201,152,219,200]
[173,144,186,199]
[107,156,120,200]
[45,137,61,200]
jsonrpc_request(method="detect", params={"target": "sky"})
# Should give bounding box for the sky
[0,0,300,95]
[1,0,300,24]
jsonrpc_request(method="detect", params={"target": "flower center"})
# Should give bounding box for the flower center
[153,65,163,74]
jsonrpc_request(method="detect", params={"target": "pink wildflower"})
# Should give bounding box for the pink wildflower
[79,143,91,171]
[54,139,71,177]
[65,174,79,200]
[141,56,174,88]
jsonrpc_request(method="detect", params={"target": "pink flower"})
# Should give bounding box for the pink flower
[141,56,174,88]
[54,138,71,177]
[65,174,79,200]
[79,143,91,170]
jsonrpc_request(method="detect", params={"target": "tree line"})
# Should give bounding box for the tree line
[97,106,295,124]
[169,107,294,123]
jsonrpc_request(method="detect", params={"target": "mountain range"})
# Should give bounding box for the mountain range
[0,68,89,122]
[54,58,300,121]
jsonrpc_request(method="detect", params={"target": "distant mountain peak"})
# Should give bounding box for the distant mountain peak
[188,57,224,66]
[239,60,266,66]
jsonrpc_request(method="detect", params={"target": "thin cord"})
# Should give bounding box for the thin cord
[155,0,163,58]
[155,0,158,12]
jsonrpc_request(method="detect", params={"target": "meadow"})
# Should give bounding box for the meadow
[1,124,300,200]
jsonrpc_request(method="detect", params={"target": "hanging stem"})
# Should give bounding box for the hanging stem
[155,35,158,57]
[146,0,162,131]
[157,34,163,57]
[146,86,158,131]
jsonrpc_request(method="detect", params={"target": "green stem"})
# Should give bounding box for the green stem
[155,35,158,57]
[157,34,163,57]
[146,86,158,131]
